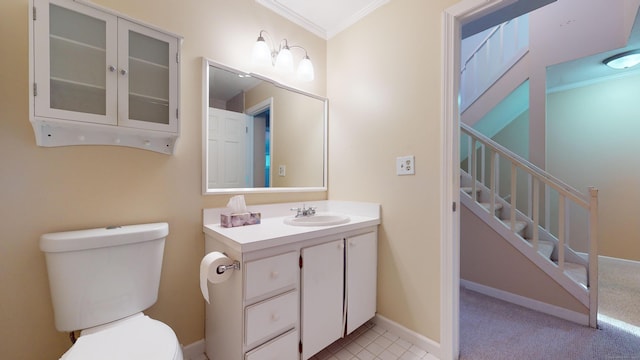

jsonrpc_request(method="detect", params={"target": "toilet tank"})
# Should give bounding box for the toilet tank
[40,223,169,332]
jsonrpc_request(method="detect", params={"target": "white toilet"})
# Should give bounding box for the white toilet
[40,222,183,360]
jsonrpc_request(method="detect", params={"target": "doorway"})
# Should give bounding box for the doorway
[246,98,274,188]
[442,1,554,359]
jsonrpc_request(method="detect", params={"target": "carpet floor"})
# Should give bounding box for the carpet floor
[460,266,640,360]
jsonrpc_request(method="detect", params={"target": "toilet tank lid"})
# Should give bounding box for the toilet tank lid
[40,222,169,253]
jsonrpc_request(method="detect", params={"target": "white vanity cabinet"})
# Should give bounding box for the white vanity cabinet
[30,0,181,154]
[204,240,301,360]
[204,230,377,360]
[300,231,377,360]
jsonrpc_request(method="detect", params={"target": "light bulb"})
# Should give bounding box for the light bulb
[297,56,314,82]
[275,47,294,73]
[252,36,272,67]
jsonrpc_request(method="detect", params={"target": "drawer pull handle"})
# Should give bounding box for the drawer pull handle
[271,313,280,322]
[270,271,279,279]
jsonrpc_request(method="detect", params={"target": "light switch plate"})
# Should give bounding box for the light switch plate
[396,156,415,175]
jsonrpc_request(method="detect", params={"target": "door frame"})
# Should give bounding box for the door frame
[246,98,274,188]
[441,1,517,359]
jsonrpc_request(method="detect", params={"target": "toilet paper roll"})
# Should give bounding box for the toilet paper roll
[200,251,234,304]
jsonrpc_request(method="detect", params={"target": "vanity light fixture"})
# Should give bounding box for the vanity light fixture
[252,30,315,82]
[603,49,640,70]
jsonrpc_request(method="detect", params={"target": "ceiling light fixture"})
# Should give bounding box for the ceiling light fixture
[252,30,315,82]
[603,49,640,70]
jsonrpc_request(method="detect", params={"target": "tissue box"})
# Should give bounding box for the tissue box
[221,212,261,228]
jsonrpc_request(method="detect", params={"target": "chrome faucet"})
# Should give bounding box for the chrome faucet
[291,204,316,217]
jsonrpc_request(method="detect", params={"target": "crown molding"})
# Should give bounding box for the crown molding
[255,0,390,40]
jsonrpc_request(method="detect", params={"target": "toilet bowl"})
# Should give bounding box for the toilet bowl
[40,223,183,360]
[60,313,182,360]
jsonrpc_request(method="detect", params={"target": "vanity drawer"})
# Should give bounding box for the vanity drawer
[245,251,297,301]
[245,290,298,349]
[245,329,298,360]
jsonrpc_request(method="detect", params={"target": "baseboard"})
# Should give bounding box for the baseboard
[182,339,207,360]
[460,279,589,326]
[372,314,441,359]
[599,254,640,265]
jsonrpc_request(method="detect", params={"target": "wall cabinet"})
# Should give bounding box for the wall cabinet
[29,0,181,154]
[204,228,377,360]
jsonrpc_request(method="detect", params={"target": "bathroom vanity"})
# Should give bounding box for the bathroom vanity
[202,201,380,360]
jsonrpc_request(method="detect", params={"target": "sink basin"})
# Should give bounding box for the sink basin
[284,214,350,227]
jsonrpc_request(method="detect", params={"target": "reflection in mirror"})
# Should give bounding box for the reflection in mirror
[203,59,327,194]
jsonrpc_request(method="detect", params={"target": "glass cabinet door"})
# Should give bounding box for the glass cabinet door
[117,20,178,133]
[33,0,118,125]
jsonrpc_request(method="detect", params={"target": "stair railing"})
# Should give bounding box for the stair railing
[461,123,599,327]
[460,14,529,112]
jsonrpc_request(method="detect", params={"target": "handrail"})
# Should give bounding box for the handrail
[460,15,529,112]
[461,24,503,73]
[461,123,589,208]
[461,122,599,327]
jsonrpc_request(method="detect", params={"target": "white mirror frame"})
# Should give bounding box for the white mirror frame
[202,58,328,195]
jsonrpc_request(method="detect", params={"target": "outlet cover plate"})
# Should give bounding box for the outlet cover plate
[396,156,415,175]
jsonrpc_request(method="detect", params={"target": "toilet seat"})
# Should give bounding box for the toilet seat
[60,313,183,360]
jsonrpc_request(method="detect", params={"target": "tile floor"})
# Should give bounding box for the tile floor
[308,321,438,360]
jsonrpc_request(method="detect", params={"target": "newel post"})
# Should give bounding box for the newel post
[588,186,599,328]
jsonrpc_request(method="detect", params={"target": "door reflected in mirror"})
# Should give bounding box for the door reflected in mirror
[203,59,327,194]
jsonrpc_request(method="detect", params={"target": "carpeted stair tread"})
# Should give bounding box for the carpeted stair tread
[563,261,588,287]
[461,187,480,195]
[536,240,554,259]
[500,219,527,235]
[480,202,503,211]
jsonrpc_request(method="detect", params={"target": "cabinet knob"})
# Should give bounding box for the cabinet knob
[271,313,280,322]
[120,69,128,76]
[108,65,116,72]
[270,271,279,279]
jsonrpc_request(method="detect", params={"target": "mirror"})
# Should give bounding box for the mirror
[202,58,327,194]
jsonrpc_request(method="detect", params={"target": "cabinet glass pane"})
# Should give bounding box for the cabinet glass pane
[128,30,169,124]
[49,4,106,115]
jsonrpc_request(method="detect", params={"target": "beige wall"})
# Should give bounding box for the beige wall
[547,73,640,261]
[0,0,326,358]
[492,111,532,215]
[460,206,588,315]
[327,0,458,342]
[245,82,325,188]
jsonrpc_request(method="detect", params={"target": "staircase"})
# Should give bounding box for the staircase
[460,14,529,113]
[460,123,599,328]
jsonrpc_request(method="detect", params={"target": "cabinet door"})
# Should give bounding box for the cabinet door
[33,0,118,125]
[301,239,344,360]
[117,20,178,133]
[346,232,377,334]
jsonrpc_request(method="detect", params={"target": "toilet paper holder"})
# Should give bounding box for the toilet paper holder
[216,260,240,274]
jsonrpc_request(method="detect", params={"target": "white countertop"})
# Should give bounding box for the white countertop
[203,200,380,252]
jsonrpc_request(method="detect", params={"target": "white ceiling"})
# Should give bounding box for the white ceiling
[546,2,640,91]
[255,0,390,39]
